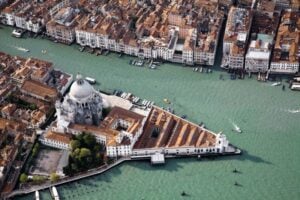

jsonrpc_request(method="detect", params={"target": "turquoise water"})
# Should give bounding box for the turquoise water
[1,26,300,200]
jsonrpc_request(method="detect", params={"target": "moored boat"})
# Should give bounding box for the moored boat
[85,77,96,84]
[35,191,40,200]
[12,29,24,38]
[51,186,60,200]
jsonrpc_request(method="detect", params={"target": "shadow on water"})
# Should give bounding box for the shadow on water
[128,158,188,172]
[129,149,272,173]
[200,149,273,165]
[235,149,273,165]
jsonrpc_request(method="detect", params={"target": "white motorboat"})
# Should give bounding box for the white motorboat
[35,191,40,200]
[51,186,60,200]
[271,82,281,86]
[12,29,24,38]
[85,77,96,84]
[291,82,300,91]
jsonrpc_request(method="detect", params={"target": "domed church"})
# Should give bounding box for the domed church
[56,74,103,131]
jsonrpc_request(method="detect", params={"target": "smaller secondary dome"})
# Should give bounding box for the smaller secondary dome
[69,74,95,99]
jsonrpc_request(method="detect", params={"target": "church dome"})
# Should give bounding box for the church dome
[69,74,95,100]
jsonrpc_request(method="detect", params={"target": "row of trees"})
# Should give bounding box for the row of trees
[19,173,58,184]
[63,132,105,176]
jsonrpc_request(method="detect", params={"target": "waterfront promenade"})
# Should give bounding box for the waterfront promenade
[5,158,130,199]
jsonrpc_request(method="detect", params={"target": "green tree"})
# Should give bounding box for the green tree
[29,104,37,110]
[79,148,91,159]
[71,163,79,172]
[19,173,28,183]
[70,140,81,150]
[32,143,40,157]
[32,175,46,183]
[50,173,59,183]
[83,133,96,147]
[71,148,81,159]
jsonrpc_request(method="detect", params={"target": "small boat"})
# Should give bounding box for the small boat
[282,85,285,91]
[35,191,40,200]
[271,82,281,86]
[41,50,47,54]
[234,181,239,186]
[293,76,300,82]
[163,98,171,104]
[181,191,187,196]
[12,29,24,38]
[181,115,187,119]
[153,61,161,65]
[150,65,157,69]
[51,186,60,200]
[291,82,300,90]
[85,77,96,84]
[232,168,239,173]
[79,46,85,52]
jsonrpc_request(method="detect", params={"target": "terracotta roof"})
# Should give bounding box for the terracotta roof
[21,79,58,100]
[44,130,71,145]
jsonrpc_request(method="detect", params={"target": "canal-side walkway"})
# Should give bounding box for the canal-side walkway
[4,157,131,199]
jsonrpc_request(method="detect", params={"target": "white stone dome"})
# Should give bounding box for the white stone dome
[69,75,95,100]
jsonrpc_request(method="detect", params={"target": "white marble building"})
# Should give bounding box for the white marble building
[55,74,103,132]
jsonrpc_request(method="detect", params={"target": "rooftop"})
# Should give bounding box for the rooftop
[224,7,252,56]
[20,79,58,100]
[44,130,72,145]
[272,10,300,63]
[134,106,216,150]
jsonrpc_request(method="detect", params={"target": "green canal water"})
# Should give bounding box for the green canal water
[1,26,300,200]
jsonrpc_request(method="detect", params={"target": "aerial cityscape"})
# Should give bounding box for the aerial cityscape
[0,0,299,200]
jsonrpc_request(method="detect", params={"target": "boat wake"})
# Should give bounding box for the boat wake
[229,119,242,133]
[11,45,30,52]
[286,109,300,114]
